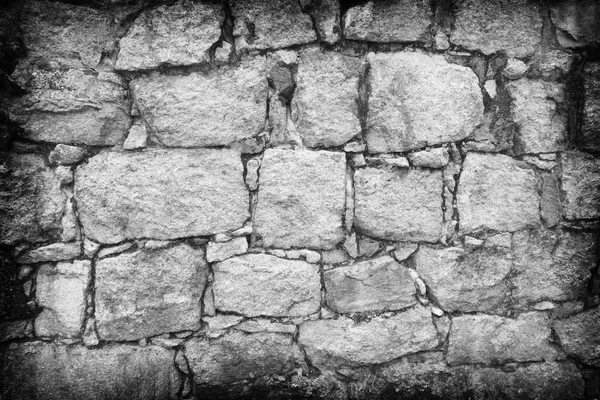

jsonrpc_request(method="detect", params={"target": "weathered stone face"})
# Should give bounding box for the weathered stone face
[366,52,483,153]
[324,256,416,313]
[75,149,249,244]
[18,242,81,264]
[551,1,600,48]
[457,153,540,235]
[561,151,600,220]
[311,0,341,45]
[354,167,443,243]
[212,254,321,317]
[554,307,600,367]
[254,149,346,250]
[131,57,267,148]
[579,63,600,152]
[95,244,208,341]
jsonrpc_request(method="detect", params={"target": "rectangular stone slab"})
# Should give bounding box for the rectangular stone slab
[75,149,249,244]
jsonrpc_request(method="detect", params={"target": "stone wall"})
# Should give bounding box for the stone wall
[0,0,599,399]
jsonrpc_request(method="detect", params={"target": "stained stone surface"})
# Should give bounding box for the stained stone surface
[551,1,600,48]
[554,307,600,367]
[451,0,542,58]
[212,254,321,317]
[293,49,361,148]
[580,63,600,152]
[95,244,208,340]
[414,245,512,312]
[116,0,223,70]
[354,167,443,243]
[324,255,416,313]
[457,153,539,234]
[366,52,483,153]
[561,151,600,220]
[184,332,304,385]
[343,0,433,43]
[298,306,438,368]
[75,149,249,244]
[132,57,267,148]
[254,149,346,250]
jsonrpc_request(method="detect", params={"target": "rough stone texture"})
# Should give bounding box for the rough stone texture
[116,1,223,70]
[311,0,341,45]
[408,147,449,169]
[17,242,81,264]
[232,0,316,51]
[324,256,416,313]
[132,57,267,148]
[122,123,147,150]
[413,245,511,312]
[2,342,180,400]
[451,0,542,58]
[580,62,600,152]
[502,58,528,80]
[551,1,600,48]
[184,332,304,385]
[354,167,443,243]
[75,149,249,244]
[206,237,248,263]
[95,244,208,341]
[366,52,483,153]
[541,172,561,227]
[49,144,86,166]
[555,307,600,367]
[254,149,346,250]
[0,320,28,342]
[292,49,361,147]
[212,254,321,317]
[235,319,296,334]
[512,230,597,307]
[447,313,559,366]
[506,79,567,155]
[561,151,600,220]
[35,261,91,337]
[343,0,433,43]
[457,153,539,234]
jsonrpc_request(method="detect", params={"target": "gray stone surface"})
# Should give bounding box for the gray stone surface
[366,52,483,153]
[414,245,511,312]
[95,244,208,340]
[408,148,449,169]
[206,237,248,263]
[311,0,341,45]
[298,306,438,368]
[447,313,559,365]
[354,167,443,243]
[551,1,600,48]
[132,57,267,148]
[75,149,249,244]
[17,242,81,264]
[0,320,28,342]
[184,331,304,385]
[343,0,433,43]
[554,307,600,367]
[451,0,542,58]
[540,172,561,227]
[561,151,600,220]
[212,254,321,317]
[580,62,600,152]
[122,123,147,150]
[254,149,346,250]
[293,49,361,148]
[457,153,539,234]
[49,145,86,165]
[116,0,223,70]
[324,256,416,313]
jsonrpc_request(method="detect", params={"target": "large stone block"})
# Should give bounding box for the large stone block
[2,342,180,400]
[254,149,346,250]
[414,245,511,312]
[95,244,208,340]
[343,0,433,43]
[354,167,443,243]
[551,1,600,48]
[132,57,267,148]
[298,306,438,368]
[292,49,361,148]
[554,307,600,367]
[184,332,304,385]
[561,151,600,220]
[213,254,321,317]
[366,52,483,152]
[116,1,223,70]
[580,63,600,152]
[506,79,567,154]
[324,255,416,313]
[447,313,559,366]
[451,0,542,58]
[457,153,539,234]
[75,149,249,244]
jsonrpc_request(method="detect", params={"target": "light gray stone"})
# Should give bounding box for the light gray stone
[235,319,296,334]
[561,151,600,220]
[408,148,449,169]
[36,261,91,337]
[213,254,321,317]
[321,249,349,265]
[484,80,497,98]
[83,238,100,258]
[95,244,208,340]
[254,149,346,250]
[312,0,341,45]
[447,313,559,366]
[536,50,575,79]
[82,318,99,347]
[324,256,416,313]
[18,242,81,264]
[132,57,267,148]
[450,0,542,58]
[122,123,147,150]
[298,306,438,368]
[414,245,512,312]
[354,167,443,243]
[75,149,249,244]
[245,159,260,190]
[206,237,248,263]
[96,242,133,259]
[357,236,379,257]
[203,315,244,331]
[554,307,600,367]
[502,58,528,79]
[49,145,86,165]
[393,242,419,262]
[366,52,483,152]
[551,1,600,48]
[457,153,539,234]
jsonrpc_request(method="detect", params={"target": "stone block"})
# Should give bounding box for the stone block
[555,307,600,367]
[551,1,600,48]
[580,62,600,152]
[561,151,600,220]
